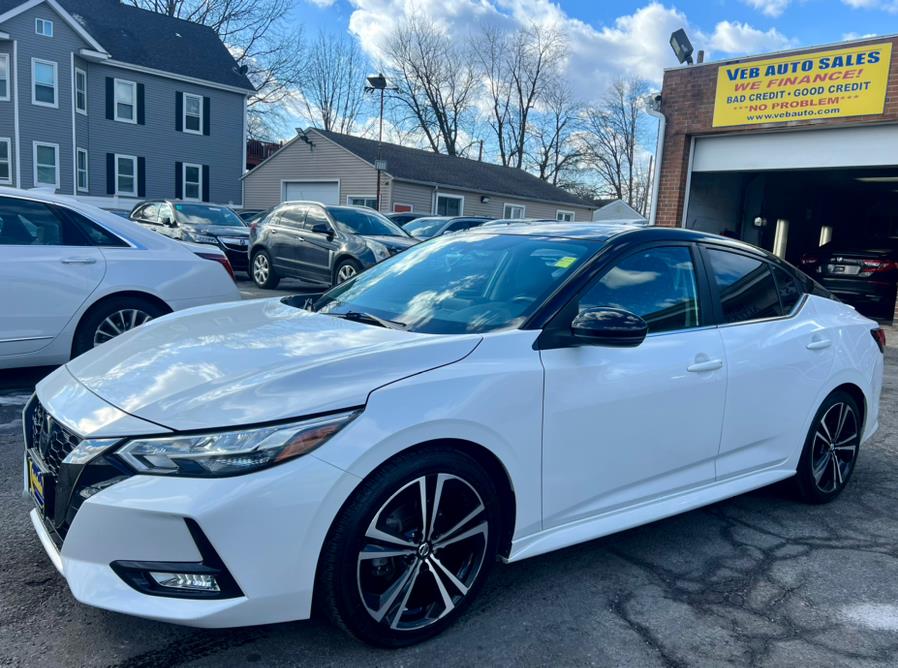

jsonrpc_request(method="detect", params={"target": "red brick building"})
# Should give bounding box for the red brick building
[653,35,898,320]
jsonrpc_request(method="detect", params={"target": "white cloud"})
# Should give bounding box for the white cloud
[842,31,878,40]
[744,0,792,17]
[842,0,898,10]
[705,20,795,55]
[306,0,337,7]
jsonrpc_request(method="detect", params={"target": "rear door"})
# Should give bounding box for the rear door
[268,204,307,276]
[702,245,835,479]
[0,196,105,357]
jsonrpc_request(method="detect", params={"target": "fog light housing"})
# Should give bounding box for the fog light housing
[149,571,220,592]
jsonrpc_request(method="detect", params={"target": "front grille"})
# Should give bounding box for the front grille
[30,401,81,478]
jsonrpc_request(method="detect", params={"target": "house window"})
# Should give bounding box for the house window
[75,68,87,114]
[0,54,9,101]
[183,93,203,134]
[348,196,378,209]
[114,79,137,123]
[115,154,137,196]
[0,138,11,184]
[183,163,202,200]
[33,142,59,187]
[35,18,53,37]
[503,203,526,219]
[556,210,574,222]
[76,148,88,192]
[436,194,463,216]
[32,59,57,107]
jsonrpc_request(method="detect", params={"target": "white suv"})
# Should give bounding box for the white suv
[0,188,240,369]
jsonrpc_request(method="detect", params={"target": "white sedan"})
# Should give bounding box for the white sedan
[0,188,240,369]
[23,223,883,646]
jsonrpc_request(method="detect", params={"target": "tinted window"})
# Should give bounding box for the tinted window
[0,197,86,246]
[60,209,128,247]
[305,206,329,231]
[327,206,407,237]
[579,246,700,333]
[135,203,159,223]
[406,217,451,239]
[707,248,782,323]
[772,265,803,313]
[278,205,307,229]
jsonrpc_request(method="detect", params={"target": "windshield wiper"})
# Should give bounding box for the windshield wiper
[330,311,407,330]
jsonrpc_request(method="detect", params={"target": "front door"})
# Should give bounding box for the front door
[540,244,726,528]
[0,196,105,357]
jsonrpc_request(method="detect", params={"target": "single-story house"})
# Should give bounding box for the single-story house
[242,128,596,221]
[592,200,648,224]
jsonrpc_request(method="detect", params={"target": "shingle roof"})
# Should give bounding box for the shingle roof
[0,0,254,90]
[314,129,594,209]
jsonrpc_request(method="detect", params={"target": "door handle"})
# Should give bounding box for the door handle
[60,257,97,264]
[687,358,724,373]
[806,338,832,351]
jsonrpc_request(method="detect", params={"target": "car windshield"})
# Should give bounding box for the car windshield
[327,207,408,237]
[314,232,600,334]
[404,217,451,239]
[175,203,246,227]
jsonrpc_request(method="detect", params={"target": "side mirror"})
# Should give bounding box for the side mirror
[570,307,648,347]
[310,222,332,237]
[161,217,174,227]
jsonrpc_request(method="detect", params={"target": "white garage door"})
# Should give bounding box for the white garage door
[693,125,898,173]
[283,181,339,205]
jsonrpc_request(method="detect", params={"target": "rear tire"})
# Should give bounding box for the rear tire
[251,249,280,289]
[73,296,167,357]
[793,390,862,504]
[317,448,500,647]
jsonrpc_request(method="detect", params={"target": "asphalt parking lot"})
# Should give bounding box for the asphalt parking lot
[1,333,896,666]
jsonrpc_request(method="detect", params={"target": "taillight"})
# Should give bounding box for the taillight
[872,328,886,354]
[249,222,257,236]
[800,254,818,265]
[862,259,898,273]
[196,252,236,282]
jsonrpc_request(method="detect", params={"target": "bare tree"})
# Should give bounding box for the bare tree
[579,79,652,210]
[475,24,564,168]
[383,17,477,156]
[298,32,368,134]
[127,0,304,139]
[526,81,583,187]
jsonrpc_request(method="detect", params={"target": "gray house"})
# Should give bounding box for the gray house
[243,129,596,221]
[0,0,253,208]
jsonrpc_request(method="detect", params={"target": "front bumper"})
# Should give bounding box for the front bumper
[25,378,361,628]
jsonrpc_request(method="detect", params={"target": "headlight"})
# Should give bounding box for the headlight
[183,231,218,244]
[367,239,390,262]
[115,410,359,477]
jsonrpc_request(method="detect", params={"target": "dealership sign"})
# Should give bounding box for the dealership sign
[713,43,892,127]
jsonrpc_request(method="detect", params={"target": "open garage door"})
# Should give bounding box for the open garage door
[283,181,339,205]
[684,127,898,321]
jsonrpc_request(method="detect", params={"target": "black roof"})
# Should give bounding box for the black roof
[0,0,254,90]
[313,129,594,209]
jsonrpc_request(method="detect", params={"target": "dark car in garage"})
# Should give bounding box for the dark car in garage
[801,239,898,319]
[249,202,418,289]
[130,201,251,273]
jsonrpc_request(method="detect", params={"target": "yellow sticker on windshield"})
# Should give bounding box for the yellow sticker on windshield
[555,256,577,269]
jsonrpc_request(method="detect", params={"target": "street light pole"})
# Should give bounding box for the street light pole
[365,74,390,212]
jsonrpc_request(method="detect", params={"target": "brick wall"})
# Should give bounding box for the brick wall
[656,36,898,228]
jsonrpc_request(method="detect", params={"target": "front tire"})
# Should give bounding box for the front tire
[318,448,500,647]
[793,390,862,504]
[334,258,361,286]
[251,249,280,289]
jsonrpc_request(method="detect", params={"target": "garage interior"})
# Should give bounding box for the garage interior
[683,127,898,320]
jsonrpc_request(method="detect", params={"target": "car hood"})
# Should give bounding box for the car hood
[65,299,481,431]
[366,235,418,250]
[183,224,249,237]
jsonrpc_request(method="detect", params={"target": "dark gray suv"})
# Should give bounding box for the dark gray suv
[248,202,418,289]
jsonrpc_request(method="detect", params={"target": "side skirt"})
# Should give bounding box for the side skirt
[505,468,795,563]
